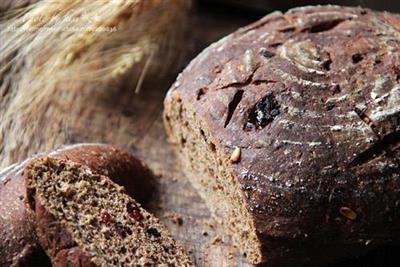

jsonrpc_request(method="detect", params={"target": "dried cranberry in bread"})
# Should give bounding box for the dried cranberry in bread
[0,144,152,267]
[164,5,400,265]
[25,157,193,267]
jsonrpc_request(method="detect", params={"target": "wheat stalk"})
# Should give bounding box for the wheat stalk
[0,0,189,167]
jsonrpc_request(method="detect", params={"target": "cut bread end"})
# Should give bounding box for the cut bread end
[26,157,193,267]
[164,94,264,264]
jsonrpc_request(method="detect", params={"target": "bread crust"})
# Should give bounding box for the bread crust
[164,5,400,265]
[0,143,150,267]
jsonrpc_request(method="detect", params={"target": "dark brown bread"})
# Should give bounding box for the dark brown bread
[164,5,400,266]
[0,144,152,267]
[25,157,193,267]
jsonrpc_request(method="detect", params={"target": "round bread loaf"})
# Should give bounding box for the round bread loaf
[164,5,400,265]
[0,144,152,266]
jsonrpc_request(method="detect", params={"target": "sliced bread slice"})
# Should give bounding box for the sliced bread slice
[26,157,193,267]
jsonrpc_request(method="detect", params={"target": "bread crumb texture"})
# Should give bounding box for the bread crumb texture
[26,157,194,267]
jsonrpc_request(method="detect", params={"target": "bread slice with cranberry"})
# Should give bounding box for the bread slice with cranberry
[25,157,193,267]
[0,143,153,267]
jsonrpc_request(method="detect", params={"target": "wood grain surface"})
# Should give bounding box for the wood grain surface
[1,2,399,266]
